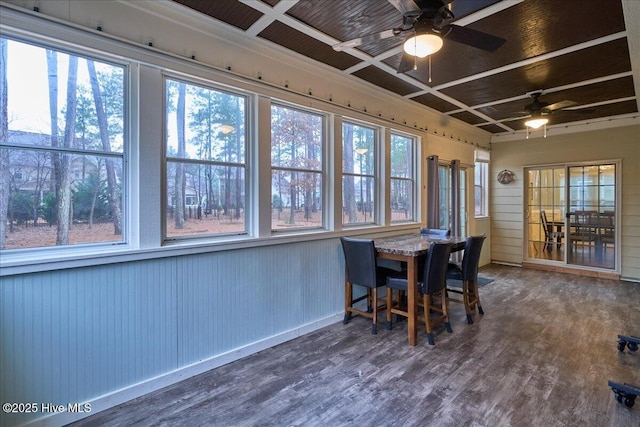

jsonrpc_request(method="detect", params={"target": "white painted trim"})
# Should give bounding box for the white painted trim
[21,314,344,427]
[490,114,640,143]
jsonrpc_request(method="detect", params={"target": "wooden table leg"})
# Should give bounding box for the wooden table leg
[407,257,417,346]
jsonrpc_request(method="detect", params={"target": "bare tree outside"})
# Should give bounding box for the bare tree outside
[87,60,122,234]
[270,104,323,230]
[174,82,186,230]
[1,38,125,251]
[55,55,78,245]
[164,78,247,239]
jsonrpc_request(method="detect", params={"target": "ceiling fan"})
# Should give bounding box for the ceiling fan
[332,0,507,74]
[518,92,581,129]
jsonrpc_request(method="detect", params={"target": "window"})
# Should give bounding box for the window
[342,122,376,225]
[0,37,126,251]
[390,133,415,222]
[164,78,247,240]
[438,165,450,230]
[475,161,488,217]
[271,104,324,231]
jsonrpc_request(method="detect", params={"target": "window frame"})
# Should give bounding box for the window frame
[0,33,131,257]
[270,102,327,233]
[0,8,426,275]
[474,160,489,218]
[162,74,250,243]
[389,131,417,223]
[341,119,379,227]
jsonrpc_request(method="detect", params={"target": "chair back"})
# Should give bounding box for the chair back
[422,242,454,295]
[540,210,551,235]
[420,228,451,236]
[340,237,377,289]
[460,235,487,281]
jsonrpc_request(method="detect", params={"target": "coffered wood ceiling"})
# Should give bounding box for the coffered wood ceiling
[172,0,639,136]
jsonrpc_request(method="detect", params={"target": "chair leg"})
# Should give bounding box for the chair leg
[423,294,435,345]
[474,280,484,315]
[427,333,435,345]
[442,292,452,333]
[370,288,378,334]
[386,289,393,330]
[462,280,474,324]
[366,288,373,313]
[343,280,352,324]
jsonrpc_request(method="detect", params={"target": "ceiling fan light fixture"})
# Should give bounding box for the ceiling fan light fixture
[524,117,549,129]
[403,33,443,58]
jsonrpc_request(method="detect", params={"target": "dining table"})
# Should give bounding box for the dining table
[374,233,466,346]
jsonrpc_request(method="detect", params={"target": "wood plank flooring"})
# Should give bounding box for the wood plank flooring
[68,264,640,427]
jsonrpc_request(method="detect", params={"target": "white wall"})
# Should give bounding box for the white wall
[490,125,640,281]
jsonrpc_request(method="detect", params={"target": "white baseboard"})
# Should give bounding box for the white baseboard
[22,314,343,427]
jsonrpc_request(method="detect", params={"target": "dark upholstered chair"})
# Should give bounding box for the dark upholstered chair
[446,235,486,324]
[386,242,454,345]
[340,237,392,334]
[420,228,451,236]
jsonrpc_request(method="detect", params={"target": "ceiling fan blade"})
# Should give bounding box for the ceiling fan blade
[442,24,506,52]
[332,28,403,51]
[543,100,578,112]
[387,0,422,17]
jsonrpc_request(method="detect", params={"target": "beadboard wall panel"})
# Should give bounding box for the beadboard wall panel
[0,239,344,427]
[0,259,178,427]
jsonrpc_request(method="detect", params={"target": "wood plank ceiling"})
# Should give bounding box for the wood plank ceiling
[172,0,638,135]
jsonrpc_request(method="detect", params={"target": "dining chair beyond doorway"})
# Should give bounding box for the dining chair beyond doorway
[386,241,454,345]
[340,237,392,334]
[540,210,563,251]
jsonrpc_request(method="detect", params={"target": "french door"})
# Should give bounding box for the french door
[526,162,618,271]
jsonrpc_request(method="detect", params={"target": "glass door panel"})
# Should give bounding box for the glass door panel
[566,164,616,269]
[526,167,565,262]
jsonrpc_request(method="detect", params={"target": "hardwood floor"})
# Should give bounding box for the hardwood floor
[68,264,640,427]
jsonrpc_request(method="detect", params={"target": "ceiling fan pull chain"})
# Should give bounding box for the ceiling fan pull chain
[413,31,418,71]
[428,55,432,83]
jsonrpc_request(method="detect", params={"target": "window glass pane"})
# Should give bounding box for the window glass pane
[271,105,322,170]
[165,162,245,237]
[390,178,413,221]
[342,122,376,225]
[438,166,450,230]
[1,38,126,251]
[390,133,414,222]
[390,134,411,177]
[474,162,488,217]
[342,176,374,224]
[271,104,324,231]
[271,170,322,229]
[166,80,243,162]
[164,78,246,239]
